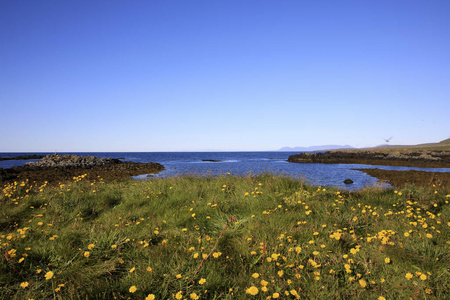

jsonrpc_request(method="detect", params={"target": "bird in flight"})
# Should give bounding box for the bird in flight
[384,136,393,143]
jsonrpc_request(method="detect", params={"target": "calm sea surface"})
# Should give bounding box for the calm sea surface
[1,152,449,190]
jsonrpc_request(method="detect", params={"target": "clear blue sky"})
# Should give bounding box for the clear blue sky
[1,0,449,152]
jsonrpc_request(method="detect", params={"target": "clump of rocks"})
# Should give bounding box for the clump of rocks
[23,154,121,170]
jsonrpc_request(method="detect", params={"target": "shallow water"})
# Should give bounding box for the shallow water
[1,152,449,190]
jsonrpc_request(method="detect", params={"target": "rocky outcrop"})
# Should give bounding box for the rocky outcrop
[0,154,164,185]
[23,154,122,169]
[287,150,450,168]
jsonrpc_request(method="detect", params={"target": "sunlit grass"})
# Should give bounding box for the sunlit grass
[1,173,449,299]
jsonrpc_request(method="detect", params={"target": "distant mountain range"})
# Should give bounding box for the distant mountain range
[278,145,354,151]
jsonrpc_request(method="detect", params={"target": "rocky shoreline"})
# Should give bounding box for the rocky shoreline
[356,168,450,189]
[288,150,450,168]
[0,154,164,185]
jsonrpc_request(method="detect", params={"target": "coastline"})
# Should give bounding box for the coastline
[355,168,450,189]
[0,154,164,185]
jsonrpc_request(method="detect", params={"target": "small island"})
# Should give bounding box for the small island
[0,154,45,161]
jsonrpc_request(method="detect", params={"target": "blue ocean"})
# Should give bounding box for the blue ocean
[1,152,449,190]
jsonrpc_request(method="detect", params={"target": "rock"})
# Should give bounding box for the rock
[344,179,353,184]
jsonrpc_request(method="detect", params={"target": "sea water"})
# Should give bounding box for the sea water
[1,152,449,190]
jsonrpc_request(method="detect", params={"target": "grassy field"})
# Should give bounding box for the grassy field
[1,174,450,299]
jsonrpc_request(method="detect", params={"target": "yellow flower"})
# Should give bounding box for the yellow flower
[426,234,432,239]
[405,273,413,280]
[175,291,183,299]
[88,244,95,250]
[190,293,199,299]
[359,279,367,288]
[385,257,390,264]
[130,267,135,273]
[420,274,427,280]
[84,251,90,258]
[176,274,182,279]
[20,282,29,288]
[147,267,152,272]
[45,271,54,280]
[278,270,284,277]
[378,297,386,300]
[404,232,410,237]
[273,293,280,298]
[199,278,206,285]
[260,279,268,286]
[313,251,319,256]
[246,286,259,295]
[129,286,137,293]
[146,294,155,300]
[252,273,259,278]
[111,244,117,249]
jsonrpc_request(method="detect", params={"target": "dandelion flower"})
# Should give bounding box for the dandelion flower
[260,279,268,286]
[20,282,29,288]
[129,286,137,293]
[147,267,152,272]
[273,293,280,298]
[190,293,199,299]
[88,244,95,250]
[45,271,54,280]
[111,244,117,249]
[199,278,206,285]
[385,257,390,264]
[278,270,284,277]
[146,294,155,300]
[84,251,90,258]
[405,273,413,280]
[420,274,427,280]
[359,279,367,288]
[130,267,135,273]
[378,297,386,300]
[176,274,182,279]
[245,286,259,295]
[175,291,183,299]
[252,273,259,278]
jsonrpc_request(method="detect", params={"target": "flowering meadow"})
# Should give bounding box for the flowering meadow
[1,174,449,299]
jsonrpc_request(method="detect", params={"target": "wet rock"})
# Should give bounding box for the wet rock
[343,179,353,184]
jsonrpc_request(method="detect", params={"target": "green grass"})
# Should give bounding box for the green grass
[1,174,450,299]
